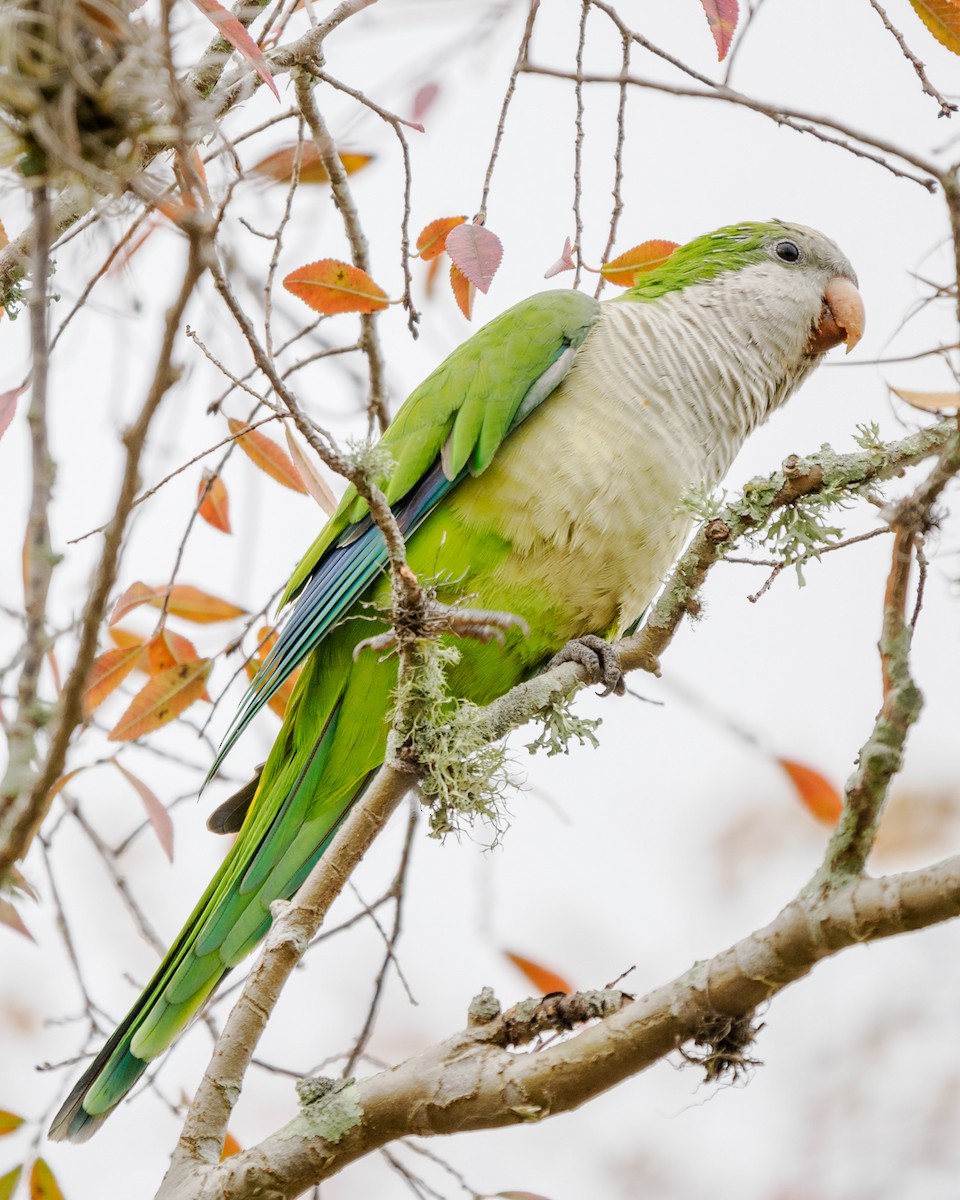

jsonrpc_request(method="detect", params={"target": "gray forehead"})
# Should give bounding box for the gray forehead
[775,222,858,286]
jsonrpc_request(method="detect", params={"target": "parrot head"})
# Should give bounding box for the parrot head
[626,219,864,358]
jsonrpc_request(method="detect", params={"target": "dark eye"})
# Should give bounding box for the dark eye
[775,239,801,263]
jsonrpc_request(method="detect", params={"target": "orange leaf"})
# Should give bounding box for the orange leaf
[0,1111,24,1137]
[46,647,62,697]
[891,387,960,413]
[197,470,232,533]
[285,428,338,515]
[251,144,373,185]
[601,240,680,287]
[504,950,573,995]
[0,899,33,942]
[159,584,247,624]
[909,0,960,54]
[283,259,390,316]
[110,581,165,625]
[245,627,299,718]
[220,1131,242,1160]
[83,644,144,715]
[228,418,308,494]
[108,659,212,742]
[0,1167,21,1200]
[29,1158,63,1200]
[416,215,466,261]
[46,767,87,804]
[778,758,844,826]
[144,629,201,676]
[424,253,443,297]
[113,760,174,861]
[108,626,146,651]
[449,261,474,320]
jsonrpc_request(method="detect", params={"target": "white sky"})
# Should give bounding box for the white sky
[3,1,960,1197]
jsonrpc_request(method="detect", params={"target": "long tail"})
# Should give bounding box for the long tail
[49,652,384,1142]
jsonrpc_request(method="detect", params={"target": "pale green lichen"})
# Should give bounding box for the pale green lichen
[346,436,395,486]
[526,695,601,757]
[281,1078,362,1143]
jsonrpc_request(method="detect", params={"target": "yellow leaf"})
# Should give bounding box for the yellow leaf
[228,419,307,494]
[0,1111,24,1136]
[108,659,212,741]
[0,1167,22,1200]
[82,644,144,715]
[283,259,389,316]
[197,470,232,533]
[250,144,373,185]
[108,626,146,651]
[601,239,679,287]
[909,0,960,54]
[29,1158,63,1200]
[416,215,466,261]
[220,1131,242,1159]
[158,584,247,624]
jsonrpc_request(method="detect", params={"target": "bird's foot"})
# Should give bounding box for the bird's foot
[548,634,625,697]
[354,601,528,658]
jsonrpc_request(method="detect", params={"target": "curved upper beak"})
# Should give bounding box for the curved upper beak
[805,275,865,356]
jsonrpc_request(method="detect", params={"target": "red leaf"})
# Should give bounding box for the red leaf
[285,428,338,515]
[113,760,174,861]
[416,215,466,261]
[504,950,573,995]
[445,222,503,293]
[699,0,739,61]
[543,236,575,279]
[449,261,474,320]
[188,0,280,99]
[228,418,307,493]
[778,758,844,826]
[601,240,680,287]
[0,382,26,443]
[83,644,144,715]
[411,82,440,124]
[108,659,213,741]
[197,470,232,533]
[283,259,390,315]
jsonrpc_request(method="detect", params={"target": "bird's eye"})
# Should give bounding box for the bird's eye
[775,239,801,263]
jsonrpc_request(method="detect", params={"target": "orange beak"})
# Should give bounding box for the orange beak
[805,276,865,356]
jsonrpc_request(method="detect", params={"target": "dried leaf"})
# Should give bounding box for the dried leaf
[778,758,843,826]
[29,1159,63,1200]
[197,470,232,533]
[909,0,960,54]
[220,1131,242,1160]
[46,766,87,804]
[228,418,307,493]
[108,659,212,742]
[283,259,390,315]
[445,222,503,293]
[544,236,575,279]
[113,760,174,861]
[144,629,201,676]
[188,0,280,98]
[891,386,960,413]
[82,644,144,715]
[0,1168,21,1200]
[285,428,338,515]
[251,144,373,185]
[110,580,164,625]
[699,0,739,60]
[46,646,62,697]
[498,1192,556,1199]
[416,215,466,261]
[504,950,573,995]
[0,899,32,942]
[0,1112,24,1137]
[449,261,474,320]
[0,383,27,444]
[601,240,680,287]
[160,584,247,624]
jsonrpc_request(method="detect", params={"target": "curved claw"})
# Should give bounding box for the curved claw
[548,634,625,697]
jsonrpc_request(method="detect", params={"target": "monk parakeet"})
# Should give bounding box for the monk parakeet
[50,220,863,1142]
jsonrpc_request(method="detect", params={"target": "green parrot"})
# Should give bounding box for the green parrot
[49,220,864,1142]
